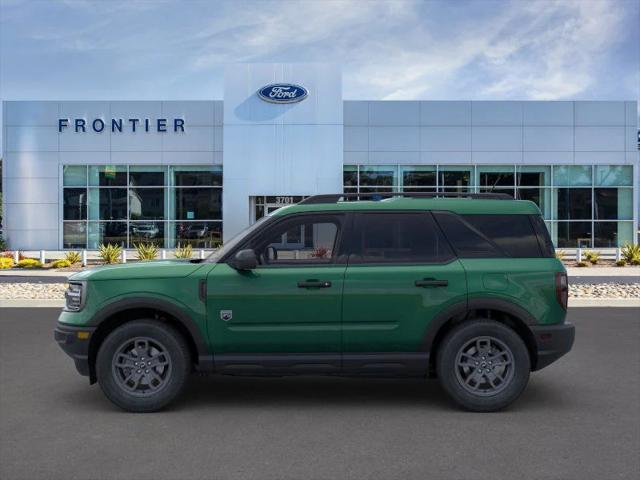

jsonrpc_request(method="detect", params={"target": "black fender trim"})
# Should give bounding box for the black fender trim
[87,297,211,369]
[467,297,539,326]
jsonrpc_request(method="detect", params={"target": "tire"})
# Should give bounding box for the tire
[436,319,530,412]
[96,320,191,413]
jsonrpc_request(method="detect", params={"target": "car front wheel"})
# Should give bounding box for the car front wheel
[436,319,530,412]
[96,320,190,412]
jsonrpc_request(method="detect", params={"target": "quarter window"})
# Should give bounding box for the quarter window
[462,215,542,258]
[349,213,454,264]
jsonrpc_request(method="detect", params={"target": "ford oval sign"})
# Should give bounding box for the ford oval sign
[257,83,308,104]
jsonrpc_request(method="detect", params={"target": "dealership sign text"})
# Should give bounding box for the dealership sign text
[58,118,185,133]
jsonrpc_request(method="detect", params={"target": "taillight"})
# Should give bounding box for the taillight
[555,272,568,310]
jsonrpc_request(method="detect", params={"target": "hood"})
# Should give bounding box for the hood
[69,260,205,281]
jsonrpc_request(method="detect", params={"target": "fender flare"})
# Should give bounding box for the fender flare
[87,296,210,365]
[422,297,538,353]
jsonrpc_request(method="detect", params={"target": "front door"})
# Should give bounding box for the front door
[207,213,346,372]
[341,212,467,373]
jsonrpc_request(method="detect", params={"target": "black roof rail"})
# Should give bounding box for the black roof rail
[298,191,513,205]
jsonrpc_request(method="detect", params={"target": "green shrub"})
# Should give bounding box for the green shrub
[174,243,193,259]
[65,251,82,265]
[615,259,626,267]
[99,244,122,264]
[17,258,43,268]
[621,243,640,265]
[51,259,71,269]
[554,250,565,260]
[0,257,14,269]
[135,243,158,261]
[583,250,600,265]
[576,261,589,268]
[0,235,6,251]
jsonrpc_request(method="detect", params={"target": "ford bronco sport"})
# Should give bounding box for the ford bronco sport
[55,192,574,412]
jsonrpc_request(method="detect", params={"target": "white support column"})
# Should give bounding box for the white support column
[576,248,582,262]
[121,249,127,264]
[39,250,46,264]
[81,250,87,267]
[161,249,166,260]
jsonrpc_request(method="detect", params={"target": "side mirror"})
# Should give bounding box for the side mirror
[229,249,258,271]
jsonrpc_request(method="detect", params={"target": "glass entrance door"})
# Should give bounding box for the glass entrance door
[251,196,307,223]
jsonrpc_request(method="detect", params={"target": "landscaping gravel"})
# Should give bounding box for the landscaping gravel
[1,281,639,300]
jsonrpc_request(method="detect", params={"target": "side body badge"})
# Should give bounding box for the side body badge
[220,310,233,322]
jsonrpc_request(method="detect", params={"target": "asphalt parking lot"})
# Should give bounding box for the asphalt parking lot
[1,308,638,480]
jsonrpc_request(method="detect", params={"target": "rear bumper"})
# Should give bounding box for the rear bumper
[54,323,96,377]
[531,322,575,371]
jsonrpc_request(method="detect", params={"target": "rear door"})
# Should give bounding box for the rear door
[341,212,467,373]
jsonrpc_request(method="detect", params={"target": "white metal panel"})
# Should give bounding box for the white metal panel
[344,101,369,125]
[369,101,419,126]
[344,126,368,151]
[523,102,573,125]
[624,101,637,125]
[162,126,214,151]
[472,101,522,125]
[111,151,162,165]
[3,229,58,250]
[3,152,58,178]
[162,151,214,165]
[60,129,109,151]
[59,101,110,122]
[213,126,223,151]
[369,127,419,151]
[5,126,58,152]
[420,101,471,126]
[472,126,522,151]
[59,151,109,164]
[343,151,368,164]
[110,130,163,152]
[574,126,625,151]
[523,151,573,164]
[625,127,637,151]
[4,101,59,125]
[3,203,58,231]
[109,101,163,119]
[575,101,625,126]
[421,151,472,164]
[523,126,573,151]
[420,126,471,151]
[5,178,59,203]
[472,151,523,164]
[574,151,626,164]
[369,151,420,164]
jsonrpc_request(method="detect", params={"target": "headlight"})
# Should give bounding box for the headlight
[64,282,85,311]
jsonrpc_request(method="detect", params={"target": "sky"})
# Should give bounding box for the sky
[0,0,638,146]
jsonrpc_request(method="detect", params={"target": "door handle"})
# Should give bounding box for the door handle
[297,280,332,289]
[415,278,448,288]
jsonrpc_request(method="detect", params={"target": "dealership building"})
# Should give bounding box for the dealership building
[1,63,638,250]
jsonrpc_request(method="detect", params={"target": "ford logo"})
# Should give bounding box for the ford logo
[257,83,308,104]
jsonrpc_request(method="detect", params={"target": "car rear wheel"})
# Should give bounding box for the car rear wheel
[96,320,190,412]
[436,319,530,412]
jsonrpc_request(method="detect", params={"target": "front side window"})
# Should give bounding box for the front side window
[248,215,342,265]
[348,213,454,264]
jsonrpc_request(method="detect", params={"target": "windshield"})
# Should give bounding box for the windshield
[205,215,271,263]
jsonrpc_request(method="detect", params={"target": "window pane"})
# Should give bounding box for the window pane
[343,166,358,187]
[434,212,503,258]
[63,222,86,248]
[517,166,550,187]
[595,165,633,186]
[63,188,87,220]
[63,166,87,186]
[171,166,222,186]
[88,222,127,249]
[172,222,222,248]
[555,188,592,220]
[129,165,165,186]
[252,217,339,264]
[401,166,436,189]
[595,188,633,220]
[478,166,514,188]
[479,187,514,197]
[350,213,453,264]
[438,166,471,189]
[129,222,165,248]
[553,165,592,186]
[89,165,127,186]
[172,188,222,220]
[516,188,551,218]
[357,187,393,200]
[556,222,592,248]
[129,188,165,220]
[462,215,542,258]
[88,188,128,220]
[359,165,396,187]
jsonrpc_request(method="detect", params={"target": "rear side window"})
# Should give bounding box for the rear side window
[462,215,542,258]
[349,212,454,264]
[433,212,503,258]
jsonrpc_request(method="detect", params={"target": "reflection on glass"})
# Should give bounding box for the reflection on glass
[478,166,514,188]
[517,166,550,187]
[595,165,633,187]
[172,188,222,220]
[555,188,592,220]
[88,222,128,248]
[359,165,397,187]
[172,222,222,248]
[553,165,591,187]
[401,166,436,190]
[63,166,87,186]
[129,188,165,220]
[343,166,358,187]
[63,188,87,220]
[171,166,222,186]
[63,222,86,248]
[556,222,592,248]
[89,165,127,187]
[130,222,165,247]
[129,166,165,187]
[88,188,128,220]
[438,166,471,190]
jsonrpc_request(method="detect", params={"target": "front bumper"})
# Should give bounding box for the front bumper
[54,323,96,377]
[530,322,575,371]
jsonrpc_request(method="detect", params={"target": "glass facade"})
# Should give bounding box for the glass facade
[343,164,634,248]
[63,165,222,249]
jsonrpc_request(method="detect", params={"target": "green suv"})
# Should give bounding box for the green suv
[55,193,574,412]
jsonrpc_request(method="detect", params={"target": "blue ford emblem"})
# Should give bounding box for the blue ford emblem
[257,83,308,104]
